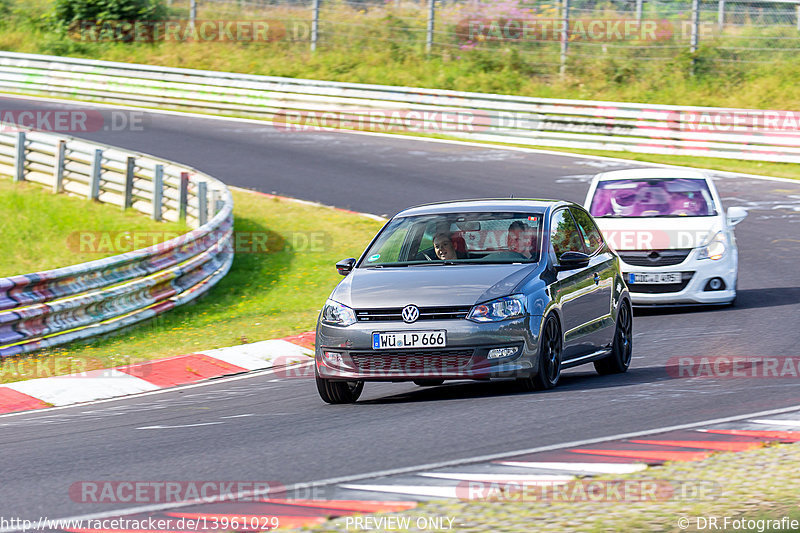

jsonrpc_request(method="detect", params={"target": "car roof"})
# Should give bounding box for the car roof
[593,168,710,182]
[396,198,570,217]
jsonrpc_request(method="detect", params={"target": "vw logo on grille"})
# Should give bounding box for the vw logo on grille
[401,305,420,323]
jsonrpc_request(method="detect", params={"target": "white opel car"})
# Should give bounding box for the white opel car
[584,168,747,306]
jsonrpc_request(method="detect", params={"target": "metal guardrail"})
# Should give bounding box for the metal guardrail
[0,51,797,163]
[0,125,234,357]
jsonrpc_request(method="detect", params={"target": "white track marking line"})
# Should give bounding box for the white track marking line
[496,462,648,475]
[339,484,462,499]
[1,93,798,185]
[136,422,224,430]
[748,419,800,427]
[418,473,574,483]
[4,402,798,533]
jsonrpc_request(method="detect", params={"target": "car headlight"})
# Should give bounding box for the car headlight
[697,231,726,261]
[321,299,357,327]
[468,295,526,322]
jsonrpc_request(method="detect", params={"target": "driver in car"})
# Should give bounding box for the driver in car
[433,232,463,260]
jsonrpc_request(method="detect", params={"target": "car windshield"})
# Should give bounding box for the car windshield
[589,178,717,218]
[359,211,543,267]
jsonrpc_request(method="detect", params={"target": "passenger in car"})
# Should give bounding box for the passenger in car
[508,221,536,259]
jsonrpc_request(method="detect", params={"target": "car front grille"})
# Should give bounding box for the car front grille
[618,249,692,267]
[349,349,475,373]
[628,272,695,293]
[355,306,471,322]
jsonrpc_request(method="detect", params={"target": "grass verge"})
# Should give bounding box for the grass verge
[0,177,187,277]
[1,188,382,383]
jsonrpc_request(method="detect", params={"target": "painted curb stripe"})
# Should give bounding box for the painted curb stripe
[198,339,313,371]
[749,419,800,427]
[569,449,712,462]
[0,387,49,413]
[3,369,161,406]
[255,500,417,513]
[700,429,800,441]
[628,439,765,452]
[280,332,316,350]
[0,334,315,414]
[495,462,649,474]
[418,473,574,483]
[339,484,462,499]
[116,354,247,387]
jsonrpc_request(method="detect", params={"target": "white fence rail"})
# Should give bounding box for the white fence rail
[0,51,798,163]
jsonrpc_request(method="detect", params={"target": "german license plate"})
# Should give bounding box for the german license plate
[628,272,681,284]
[372,330,446,349]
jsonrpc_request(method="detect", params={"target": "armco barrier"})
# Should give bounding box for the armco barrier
[0,51,799,163]
[0,126,233,357]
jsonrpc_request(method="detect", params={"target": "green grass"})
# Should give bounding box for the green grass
[2,0,800,110]
[0,178,187,277]
[0,189,383,383]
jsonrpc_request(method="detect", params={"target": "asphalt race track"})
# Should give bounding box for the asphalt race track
[1,96,799,521]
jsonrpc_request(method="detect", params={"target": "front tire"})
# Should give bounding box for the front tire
[518,314,562,391]
[595,298,632,375]
[316,372,364,404]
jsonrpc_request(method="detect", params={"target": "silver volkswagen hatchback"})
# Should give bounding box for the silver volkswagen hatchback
[315,199,632,403]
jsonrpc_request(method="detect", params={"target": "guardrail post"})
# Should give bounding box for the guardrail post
[179,171,189,221]
[198,181,208,226]
[53,139,66,193]
[560,0,570,75]
[311,0,320,52]
[690,0,700,74]
[124,156,135,209]
[13,132,26,182]
[189,0,197,29]
[152,164,163,221]
[211,189,221,216]
[426,0,435,54]
[718,0,725,31]
[89,148,102,200]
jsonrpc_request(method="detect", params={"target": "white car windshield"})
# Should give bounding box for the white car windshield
[359,212,543,267]
[589,178,717,218]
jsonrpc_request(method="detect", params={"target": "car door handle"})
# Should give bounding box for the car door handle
[593,272,600,285]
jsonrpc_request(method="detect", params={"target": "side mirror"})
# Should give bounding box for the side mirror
[556,251,590,271]
[727,206,748,227]
[336,258,356,276]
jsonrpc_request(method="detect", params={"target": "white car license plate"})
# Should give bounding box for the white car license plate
[628,272,682,284]
[372,330,446,349]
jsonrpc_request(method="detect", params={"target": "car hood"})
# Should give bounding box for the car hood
[331,263,538,308]
[594,216,722,250]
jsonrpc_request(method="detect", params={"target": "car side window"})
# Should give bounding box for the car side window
[550,209,586,258]
[570,207,605,255]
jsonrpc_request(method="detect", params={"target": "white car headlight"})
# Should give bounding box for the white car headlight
[697,231,727,261]
[468,295,526,322]
[321,299,357,327]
